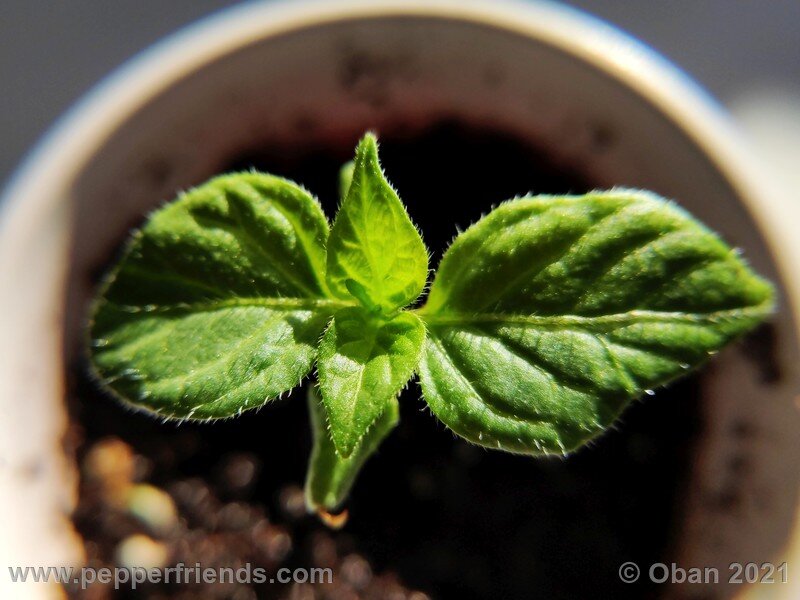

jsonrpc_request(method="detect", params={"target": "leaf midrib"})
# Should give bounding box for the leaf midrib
[106,296,351,316]
[416,302,772,329]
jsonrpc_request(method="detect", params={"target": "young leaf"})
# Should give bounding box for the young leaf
[339,160,355,202]
[305,388,399,517]
[90,173,342,419]
[325,134,428,311]
[418,190,774,455]
[317,307,424,457]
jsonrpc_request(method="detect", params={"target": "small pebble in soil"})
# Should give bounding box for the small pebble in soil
[340,554,372,590]
[215,453,260,495]
[82,437,135,507]
[252,521,292,563]
[310,533,338,569]
[168,478,222,529]
[279,484,307,520]
[115,534,169,570]
[126,483,178,535]
[217,501,255,531]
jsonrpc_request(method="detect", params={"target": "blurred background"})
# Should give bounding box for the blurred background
[1,0,799,193]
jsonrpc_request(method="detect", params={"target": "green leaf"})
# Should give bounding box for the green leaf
[338,160,355,202]
[317,307,425,457]
[305,388,399,516]
[326,133,428,311]
[417,190,774,455]
[90,173,342,419]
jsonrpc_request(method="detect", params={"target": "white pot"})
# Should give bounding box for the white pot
[1,1,798,598]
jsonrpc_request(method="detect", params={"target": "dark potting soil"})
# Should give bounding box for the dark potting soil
[68,123,702,599]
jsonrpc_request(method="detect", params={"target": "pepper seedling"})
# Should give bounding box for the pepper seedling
[89,133,774,525]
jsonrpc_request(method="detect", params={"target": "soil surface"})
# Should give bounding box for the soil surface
[68,124,703,599]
